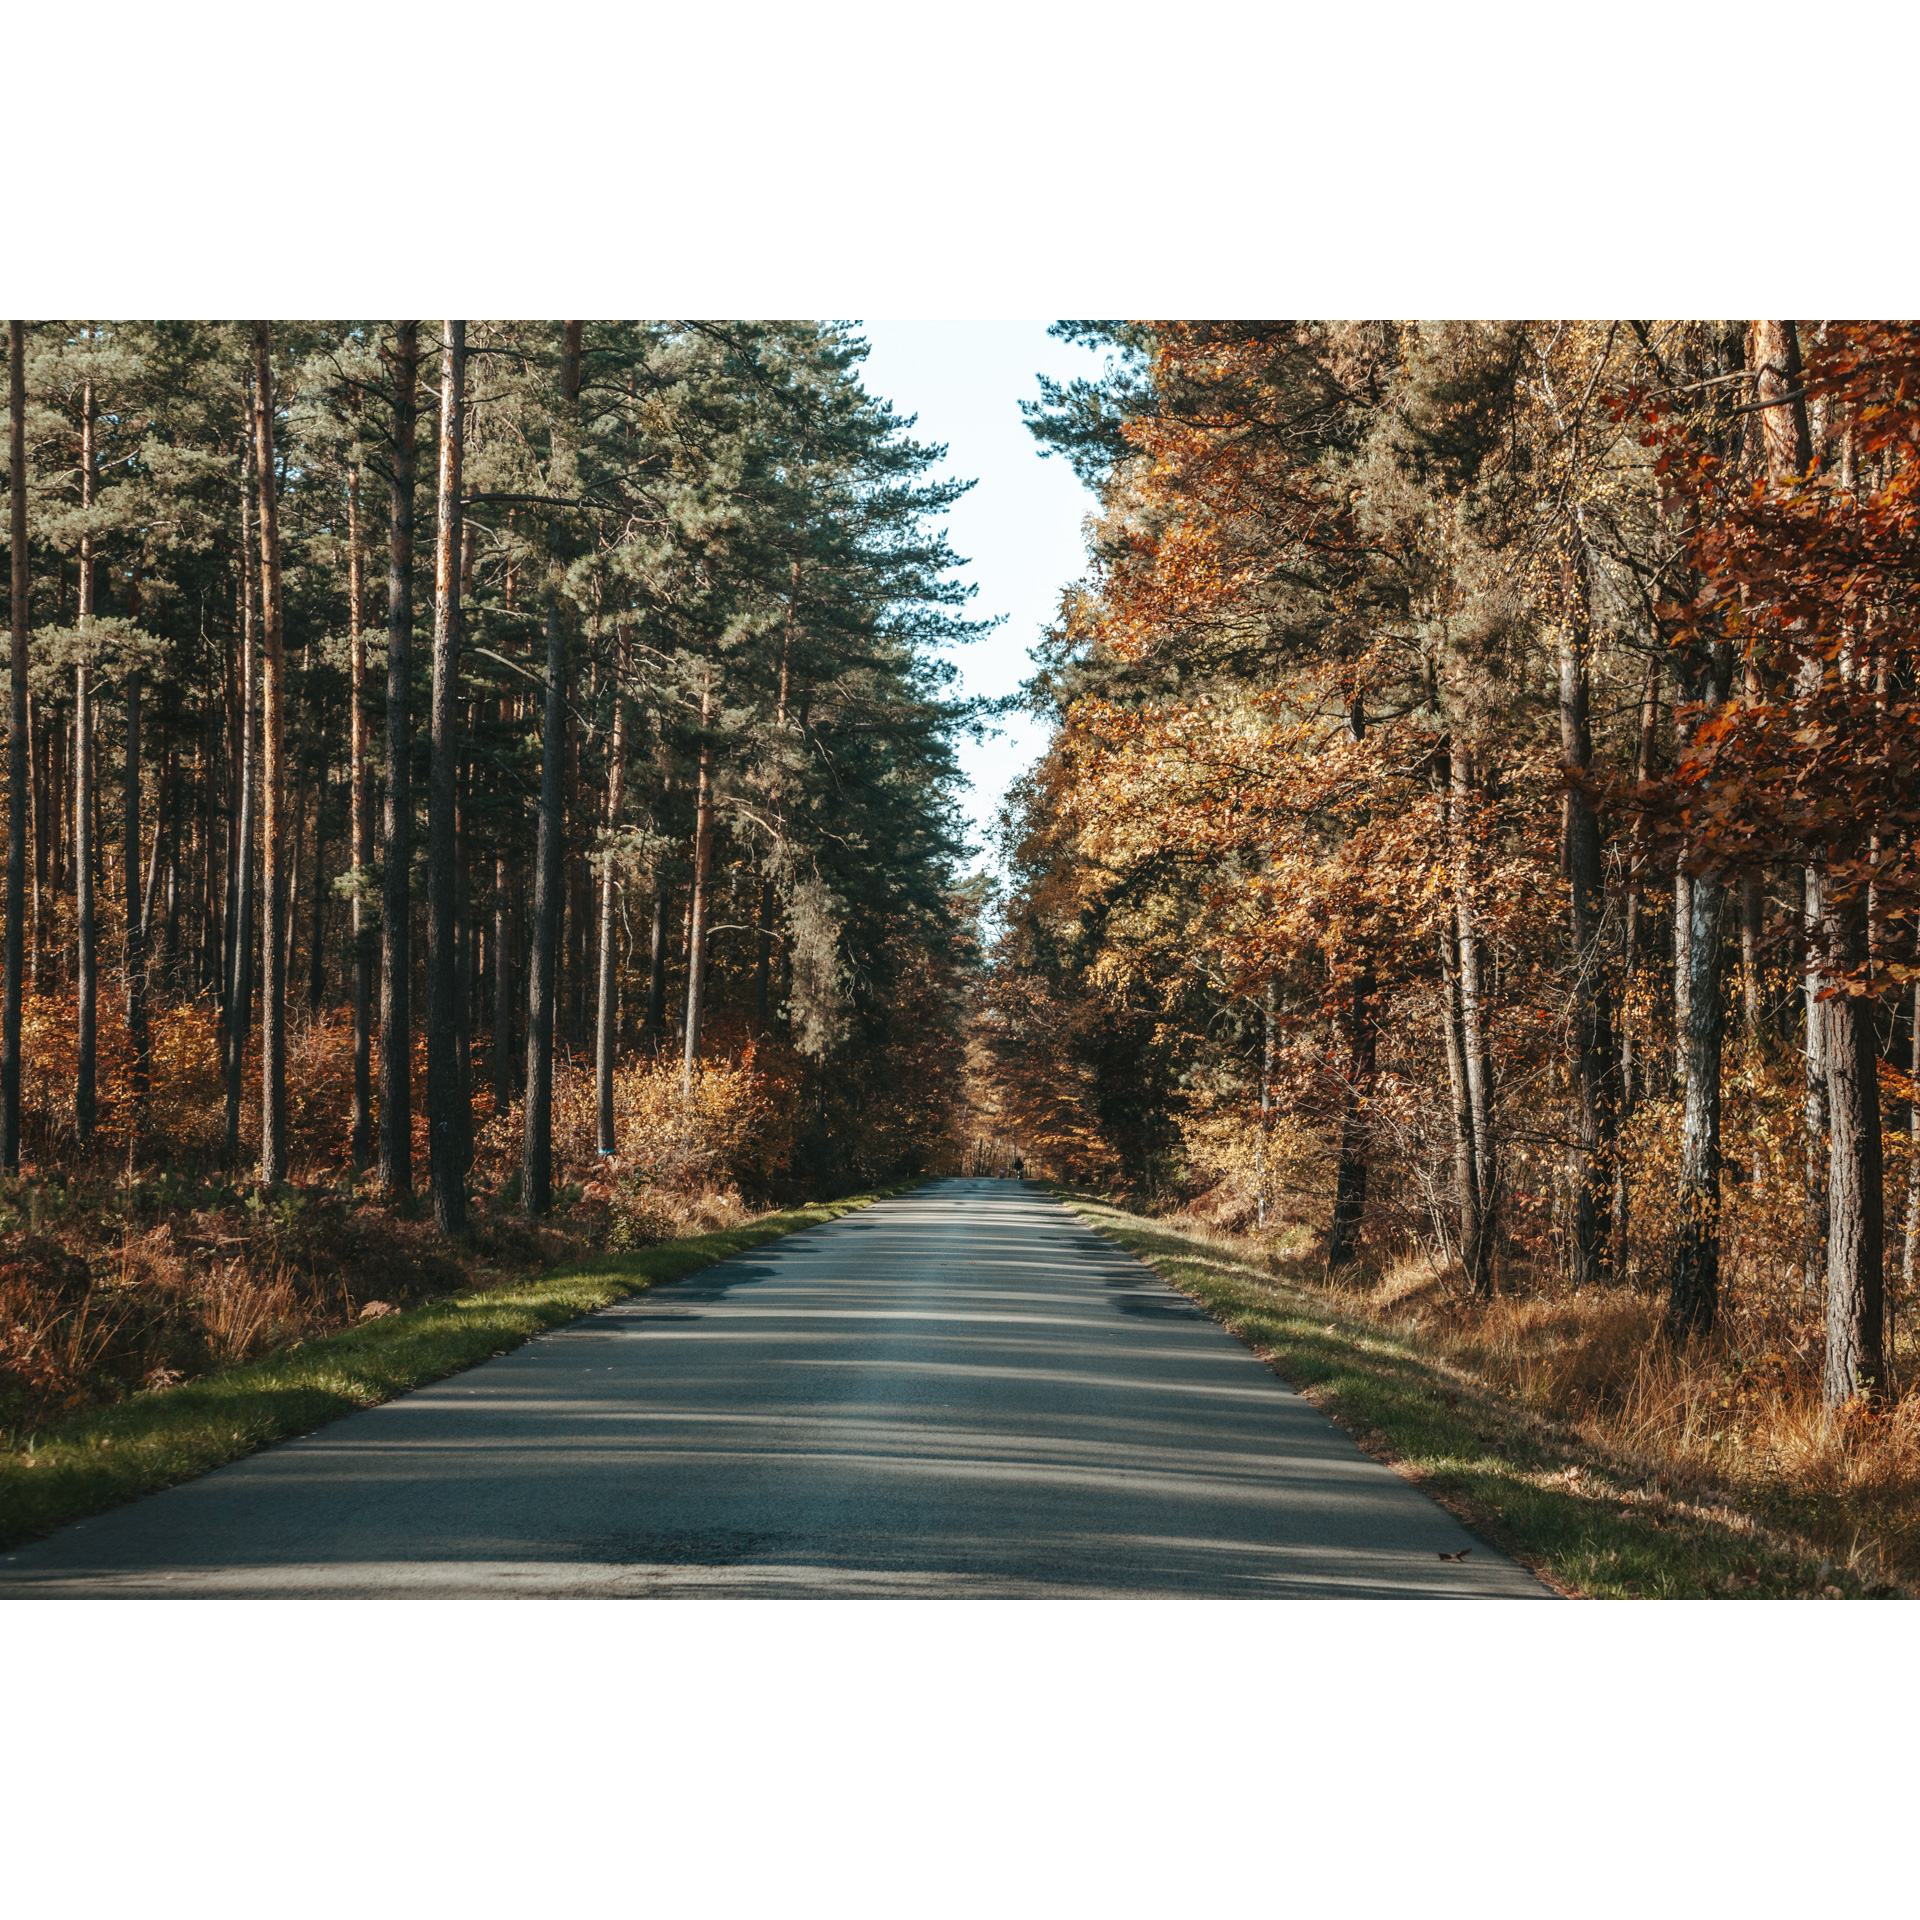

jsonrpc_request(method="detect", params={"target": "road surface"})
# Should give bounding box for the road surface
[0,1180,1547,1597]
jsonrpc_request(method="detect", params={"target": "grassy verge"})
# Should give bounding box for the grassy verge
[0,1185,913,1552]
[1056,1190,1900,1600]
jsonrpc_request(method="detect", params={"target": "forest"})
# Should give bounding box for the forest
[8,316,1920,1592]
[983,320,1920,1579]
[0,320,982,1427]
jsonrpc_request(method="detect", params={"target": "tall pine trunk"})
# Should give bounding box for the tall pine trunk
[522,322,582,1215]
[681,667,716,1096]
[75,377,97,1144]
[347,450,372,1171]
[253,325,288,1186]
[379,323,419,1196]
[1613,661,1660,1262]
[2,322,26,1170]
[223,423,256,1165]
[594,624,631,1154]
[491,851,512,1114]
[123,668,149,1114]
[426,320,466,1234]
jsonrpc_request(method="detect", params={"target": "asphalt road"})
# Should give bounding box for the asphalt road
[0,1179,1548,1598]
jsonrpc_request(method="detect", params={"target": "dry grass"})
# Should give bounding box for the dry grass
[1140,1203,1920,1591]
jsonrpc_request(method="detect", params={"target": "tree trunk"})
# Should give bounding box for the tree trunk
[2,322,25,1170]
[426,319,467,1235]
[492,851,512,1115]
[347,448,372,1172]
[1666,872,1727,1338]
[224,422,256,1166]
[594,623,631,1154]
[123,668,149,1114]
[1802,867,1829,1297]
[682,667,716,1095]
[1452,742,1497,1294]
[253,324,289,1187]
[1821,893,1886,1408]
[379,322,419,1197]
[75,378,97,1145]
[1903,981,1920,1306]
[521,322,581,1216]
[1327,961,1375,1267]
[645,872,670,1048]
[307,771,327,1012]
[1559,537,1617,1286]
[1613,660,1660,1262]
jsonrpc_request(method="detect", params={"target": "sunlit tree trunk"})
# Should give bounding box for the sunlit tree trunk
[1451,741,1497,1294]
[594,623,631,1154]
[491,851,511,1115]
[253,324,289,1186]
[426,320,467,1234]
[1822,888,1885,1407]
[1666,648,1734,1339]
[380,322,419,1197]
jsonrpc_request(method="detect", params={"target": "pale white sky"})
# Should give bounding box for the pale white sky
[853,320,1100,870]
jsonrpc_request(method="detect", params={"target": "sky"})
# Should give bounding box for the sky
[850,320,1102,874]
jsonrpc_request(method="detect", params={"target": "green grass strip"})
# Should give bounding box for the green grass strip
[0,1185,913,1552]
[1055,1190,1889,1601]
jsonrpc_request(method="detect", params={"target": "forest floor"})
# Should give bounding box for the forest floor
[0,1180,912,1552]
[1057,1191,1916,1600]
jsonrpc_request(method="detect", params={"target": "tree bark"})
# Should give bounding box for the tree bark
[1613,660,1660,1261]
[1559,537,1617,1286]
[1821,891,1886,1408]
[123,668,149,1114]
[521,321,581,1215]
[1327,961,1375,1267]
[2,322,26,1170]
[594,623,631,1154]
[253,324,288,1186]
[223,423,256,1166]
[347,447,372,1171]
[645,872,671,1049]
[682,666,716,1095]
[379,322,419,1197]
[1451,741,1497,1294]
[75,377,97,1144]
[426,320,467,1234]
[491,851,512,1115]
[1667,871,1727,1338]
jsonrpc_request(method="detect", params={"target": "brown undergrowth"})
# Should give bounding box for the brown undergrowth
[1165,1196,1920,1592]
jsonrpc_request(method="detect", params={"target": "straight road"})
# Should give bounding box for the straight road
[0,1180,1547,1598]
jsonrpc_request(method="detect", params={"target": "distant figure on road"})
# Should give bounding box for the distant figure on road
[1011,1155,1025,1180]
